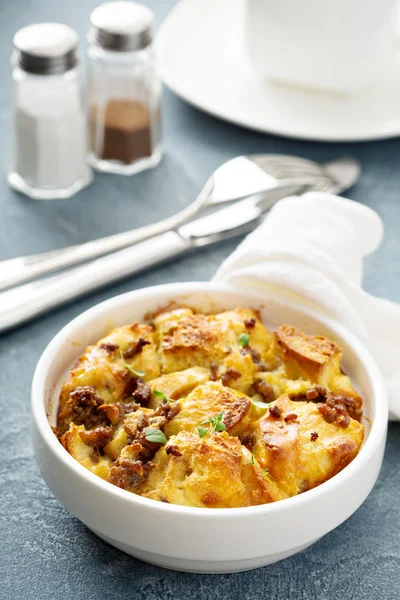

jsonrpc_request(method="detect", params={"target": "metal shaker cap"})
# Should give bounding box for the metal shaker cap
[13,23,78,75]
[89,1,153,52]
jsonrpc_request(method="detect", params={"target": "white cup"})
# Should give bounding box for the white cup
[244,0,399,94]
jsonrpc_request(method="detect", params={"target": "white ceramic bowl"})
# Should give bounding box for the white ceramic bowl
[32,283,388,573]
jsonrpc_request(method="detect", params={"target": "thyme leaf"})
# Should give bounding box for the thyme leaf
[200,411,226,433]
[154,390,169,403]
[245,454,255,466]
[238,333,250,347]
[145,428,167,445]
[198,426,208,438]
[119,349,146,378]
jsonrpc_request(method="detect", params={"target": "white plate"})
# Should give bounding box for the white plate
[156,0,400,142]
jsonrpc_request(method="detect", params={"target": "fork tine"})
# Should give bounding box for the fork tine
[261,165,323,177]
[250,154,321,166]
[248,155,326,178]
[253,165,330,180]
[251,161,322,174]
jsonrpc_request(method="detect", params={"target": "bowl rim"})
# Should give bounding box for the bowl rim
[32,281,388,519]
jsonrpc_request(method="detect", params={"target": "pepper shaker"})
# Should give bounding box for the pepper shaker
[8,23,92,200]
[87,1,162,175]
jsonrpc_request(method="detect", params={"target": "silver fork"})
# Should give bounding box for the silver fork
[0,155,360,291]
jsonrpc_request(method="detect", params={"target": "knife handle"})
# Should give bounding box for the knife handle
[0,231,190,333]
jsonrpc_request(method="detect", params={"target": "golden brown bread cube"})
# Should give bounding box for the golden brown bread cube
[254,368,313,402]
[143,430,285,507]
[154,307,273,393]
[251,394,364,497]
[148,366,210,409]
[275,325,342,384]
[61,423,112,479]
[272,325,362,417]
[103,425,129,461]
[102,406,152,461]
[164,381,252,438]
[58,323,159,428]
[104,400,176,458]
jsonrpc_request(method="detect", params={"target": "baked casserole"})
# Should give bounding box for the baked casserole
[55,304,364,508]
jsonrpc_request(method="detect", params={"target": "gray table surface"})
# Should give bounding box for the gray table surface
[1,1,400,598]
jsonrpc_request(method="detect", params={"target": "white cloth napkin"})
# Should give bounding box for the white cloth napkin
[213,192,400,420]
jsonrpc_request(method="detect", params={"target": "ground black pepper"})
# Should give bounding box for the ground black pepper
[90,99,152,165]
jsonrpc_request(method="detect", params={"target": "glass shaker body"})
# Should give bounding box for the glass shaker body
[88,44,162,175]
[9,66,92,200]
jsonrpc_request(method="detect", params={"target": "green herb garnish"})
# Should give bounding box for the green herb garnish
[198,412,226,437]
[245,454,270,477]
[201,411,226,433]
[119,349,146,378]
[245,454,255,466]
[238,333,250,347]
[145,428,167,444]
[154,390,169,403]
[250,398,270,410]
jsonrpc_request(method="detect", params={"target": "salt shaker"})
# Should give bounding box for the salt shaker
[87,1,162,175]
[8,24,92,200]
